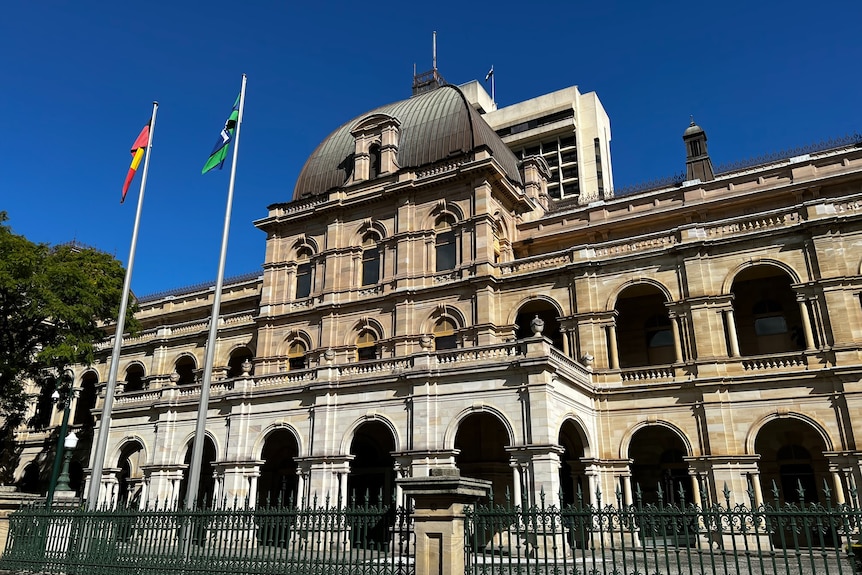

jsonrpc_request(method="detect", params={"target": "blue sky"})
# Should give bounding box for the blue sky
[3,0,861,297]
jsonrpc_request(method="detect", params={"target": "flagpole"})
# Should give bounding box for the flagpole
[184,74,247,510]
[87,101,159,510]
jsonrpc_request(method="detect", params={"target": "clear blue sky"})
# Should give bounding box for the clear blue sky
[3,1,861,298]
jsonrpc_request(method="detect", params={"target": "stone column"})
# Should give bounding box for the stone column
[690,474,702,508]
[622,474,634,507]
[606,324,620,370]
[398,470,491,575]
[670,315,684,363]
[797,297,816,350]
[724,309,741,357]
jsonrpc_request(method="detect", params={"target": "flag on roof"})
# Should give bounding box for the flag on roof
[202,95,240,174]
[121,124,150,203]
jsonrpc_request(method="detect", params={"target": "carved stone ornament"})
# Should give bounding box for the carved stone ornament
[169,371,180,385]
[241,359,253,376]
[530,315,545,336]
[323,348,336,362]
[419,335,433,350]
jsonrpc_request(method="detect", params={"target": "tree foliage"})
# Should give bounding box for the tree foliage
[0,212,137,480]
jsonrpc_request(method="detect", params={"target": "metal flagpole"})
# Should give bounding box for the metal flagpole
[184,74,247,510]
[87,101,159,510]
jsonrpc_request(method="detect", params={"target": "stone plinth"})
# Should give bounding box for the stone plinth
[398,470,491,575]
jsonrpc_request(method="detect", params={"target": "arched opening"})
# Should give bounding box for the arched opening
[515,300,564,351]
[18,461,42,494]
[558,420,589,507]
[258,429,300,506]
[73,372,98,428]
[356,330,378,362]
[31,384,54,430]
[175,356,197,385]
[433,317,458,350]
[124,364,145,393]
[178,437,216,509]
[731,266,805,355]
[754,418,829,505]
[755,418,831,546]
[615,284,674,368]
[287,340,307,370]
[347,421,396,545]
[227,347,253,378]
[116,442,145,507]
[455,413,512,506]
[369,144,381,178]
[628,426,690,505]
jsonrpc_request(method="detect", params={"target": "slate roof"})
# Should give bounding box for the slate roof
[293,85,522,199]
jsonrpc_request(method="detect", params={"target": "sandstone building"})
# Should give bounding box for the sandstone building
[14,79,862,518]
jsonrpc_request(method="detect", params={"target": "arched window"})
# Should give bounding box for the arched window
[433,318,457,350]
[73,372,98,427]
[295,248,312,299]
[124,364,145,392]
[369,144,381,178]
[227,348,253,378]
[287,341,307,370]
[435,219,456,272]
[175,356,196,385]
[361,236,381,286]
[356,330,378,361]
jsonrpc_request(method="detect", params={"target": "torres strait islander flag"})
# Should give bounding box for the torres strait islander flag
[121,124,150,203]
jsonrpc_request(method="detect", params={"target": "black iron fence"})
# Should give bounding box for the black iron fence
[0,494,414,575]
[465,483,862,575]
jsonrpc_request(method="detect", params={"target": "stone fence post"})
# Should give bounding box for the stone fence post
[398,470,490,575]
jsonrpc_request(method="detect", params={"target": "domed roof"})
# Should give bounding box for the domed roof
[683,119,705,137]
[293,85,522,200]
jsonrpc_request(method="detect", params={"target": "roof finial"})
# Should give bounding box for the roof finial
[690,115,695,126]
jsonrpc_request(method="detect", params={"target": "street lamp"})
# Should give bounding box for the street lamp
[46,380,77,506]
[55,431,79,492]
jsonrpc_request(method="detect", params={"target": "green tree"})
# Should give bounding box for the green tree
[0,212,136,483]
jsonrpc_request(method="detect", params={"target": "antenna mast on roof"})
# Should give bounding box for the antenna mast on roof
[412,31,446,96]
[433,30,437,71]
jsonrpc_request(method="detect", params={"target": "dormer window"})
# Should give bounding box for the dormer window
[350,114,400,183]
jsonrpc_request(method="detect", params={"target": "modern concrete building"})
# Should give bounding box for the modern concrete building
[13,78,862,519]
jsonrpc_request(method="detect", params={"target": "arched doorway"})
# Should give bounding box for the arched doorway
[755,418,829,505]
[455,413,512,506]
[258,429,299,506]
[755,417,831,546]
[178,437,216,509]
[347,421,396,546]
[731,266,806,355]
[116,442,145,507]
[558,420,589,507]
[515,300,564,351]
[615,284,674,368]
[628,426,691,505]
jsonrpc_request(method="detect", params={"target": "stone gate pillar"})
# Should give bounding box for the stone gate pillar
[398,469,491,575]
